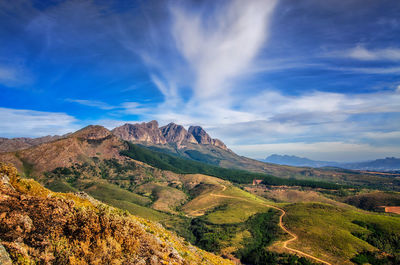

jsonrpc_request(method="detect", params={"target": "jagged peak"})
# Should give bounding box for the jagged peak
[112,121,229,150]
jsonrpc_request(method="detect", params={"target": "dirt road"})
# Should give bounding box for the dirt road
[210,186,332,265]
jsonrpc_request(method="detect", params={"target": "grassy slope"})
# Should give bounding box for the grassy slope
[283,202,400,264]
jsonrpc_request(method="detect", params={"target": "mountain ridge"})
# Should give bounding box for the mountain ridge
[263,154,400,171]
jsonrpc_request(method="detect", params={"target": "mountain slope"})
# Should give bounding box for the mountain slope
[0,125,126,175]
[0,163,234,265]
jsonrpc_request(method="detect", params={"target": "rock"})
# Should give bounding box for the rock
[160,123,198,147]
[212,139,228,150]
[112,121,167,144]
[188,126,213,145]
[0,244,13,265]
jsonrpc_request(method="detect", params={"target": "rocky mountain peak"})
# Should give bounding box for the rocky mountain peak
[188,126,213,145]
[112,122,167,145]
[146,120,159,130]
[111,121,228,151]
[160,123,197,146]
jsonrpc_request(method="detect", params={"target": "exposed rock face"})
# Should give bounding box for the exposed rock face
[0,135,63,153]
[212,139,228,150]
[160,123,197,147]
[112,121,167,144]
[188,126,213,145]
[112,121,229,151]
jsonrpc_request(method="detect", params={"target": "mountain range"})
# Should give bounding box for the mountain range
[1,121,399,191]
[263,154,400,172]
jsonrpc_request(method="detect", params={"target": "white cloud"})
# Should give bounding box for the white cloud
[66,99,117,110]
[171,0,278,101]
[329,45,400,61]
[0,107,78,137]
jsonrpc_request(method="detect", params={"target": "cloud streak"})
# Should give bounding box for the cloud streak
[327,45,400,61]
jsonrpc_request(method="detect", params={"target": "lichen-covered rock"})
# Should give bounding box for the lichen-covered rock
[0,244,12,265]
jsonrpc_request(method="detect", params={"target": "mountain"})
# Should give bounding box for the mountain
[160,123,198,147]
[0,125,126,174]
[0,163,233,265]
[342,157,400,171]
[112,121,229,151]
[111,120,167,144]
[263,154,400,172]
[263,154,340,167]
[0,135,64,153]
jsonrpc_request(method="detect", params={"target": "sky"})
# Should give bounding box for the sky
[1,0,400,162]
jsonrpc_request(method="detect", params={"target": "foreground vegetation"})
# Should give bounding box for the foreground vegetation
[0,163,233,265]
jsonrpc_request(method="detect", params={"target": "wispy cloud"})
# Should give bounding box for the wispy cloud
[0,107,78,137]
[66,99,117,110]
[171,0,278,101]
[327,45,400,61]
[0,64,33,87]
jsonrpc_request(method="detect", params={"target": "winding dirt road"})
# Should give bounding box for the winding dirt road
[210,185,332,265]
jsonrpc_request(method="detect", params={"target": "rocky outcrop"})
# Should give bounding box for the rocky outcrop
[188,126,212,145]
[160,123,197,147]
[212,139,228,150]
[112,121,167,144]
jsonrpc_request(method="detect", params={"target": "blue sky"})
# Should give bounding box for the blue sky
[1,0,400,161]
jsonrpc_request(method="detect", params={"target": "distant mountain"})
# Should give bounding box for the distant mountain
[263,154,340,168]
[342,157,400,171]
[263,154,400,172]
[0,135,64,153]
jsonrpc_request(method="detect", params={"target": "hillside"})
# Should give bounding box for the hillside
[0,163,233,265]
